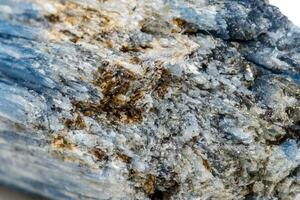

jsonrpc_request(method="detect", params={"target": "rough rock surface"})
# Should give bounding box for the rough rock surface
[0,0,300,199]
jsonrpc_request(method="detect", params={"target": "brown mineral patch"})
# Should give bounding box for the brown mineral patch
[90,147,108,161]
[129,171,179,199]
[152,67,172,99]
[172,18,199,34]
[120,42,152,53]
[143,174,155,195]
[73,61,176,124]
[64,114,86,130]
[120,45,141,53]
[69,35,80,43]
[44,1,117,44]
[202,158,211,170]
[116,152,131,163]
[14,123,26,131]
[130,56,141,65]
[42,1,182,124]
[74,63,145,124]
[45,14,60,23]
[51,135,75,150]
[93,64,136,96]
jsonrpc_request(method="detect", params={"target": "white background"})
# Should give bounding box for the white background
[269,0,300,26]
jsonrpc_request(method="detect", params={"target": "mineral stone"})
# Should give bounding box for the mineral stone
[0,0,300,199]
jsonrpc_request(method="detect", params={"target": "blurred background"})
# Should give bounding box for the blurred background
[0,186,41,200]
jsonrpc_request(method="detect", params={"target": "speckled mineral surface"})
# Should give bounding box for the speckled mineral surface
[0,0,300,199]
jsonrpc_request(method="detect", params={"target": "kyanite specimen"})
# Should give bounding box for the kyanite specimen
[0,0,300,199]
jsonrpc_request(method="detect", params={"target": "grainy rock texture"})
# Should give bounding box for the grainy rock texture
[0,0,300,199]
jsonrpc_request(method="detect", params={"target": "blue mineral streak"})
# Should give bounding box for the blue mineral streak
[0,24,46,121]
[0,1,123,199]
[281,140,299,160]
